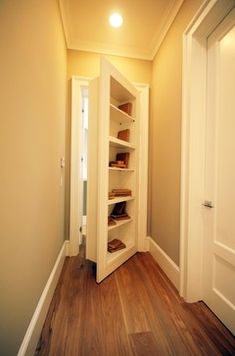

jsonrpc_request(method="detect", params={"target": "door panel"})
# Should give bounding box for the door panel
[204,8,235,334]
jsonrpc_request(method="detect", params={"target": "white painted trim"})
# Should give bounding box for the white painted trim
[146,236,151,251]
[151,0,184,59]
[149,237,180,290]
[70,77,92,257]
[65,240,70,256]
[180,0,235,302]
[86,78,99,262]
[68,41,152,61]
[134,83,149,252]
[17,240,69,356]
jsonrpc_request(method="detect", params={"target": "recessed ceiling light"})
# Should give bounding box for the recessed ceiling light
[109,13,123,28]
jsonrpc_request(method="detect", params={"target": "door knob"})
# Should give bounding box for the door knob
[202,200,213,208]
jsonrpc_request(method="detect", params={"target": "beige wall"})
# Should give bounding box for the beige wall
[67,49,152,83]
[0,1,67,354]
[150,0,204,265]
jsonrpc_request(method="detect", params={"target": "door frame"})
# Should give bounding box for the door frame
[180,0,235,301]
[69,77,91,256]
[70,76,149,257]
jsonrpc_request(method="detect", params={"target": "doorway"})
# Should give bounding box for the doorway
[180,0,235,334]
[70,76,149,259]
[203,9,235,333]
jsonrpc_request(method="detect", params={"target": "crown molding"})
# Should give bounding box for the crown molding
[150,0,184,60]
[68,39,152,60]
[59,0,184,61]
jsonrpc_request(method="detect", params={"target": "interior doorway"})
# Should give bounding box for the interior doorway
[180,0,235,334]
[70,76,149,259]
[203,8,235,333]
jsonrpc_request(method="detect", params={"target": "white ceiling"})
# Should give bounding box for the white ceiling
[59,0,183,60]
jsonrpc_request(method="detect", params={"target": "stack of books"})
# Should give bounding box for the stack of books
[110,201,130,220]
[108,239,126,253]
[108,189,132,199]
[116,152,129,167]
[108,216,116,226]
[109,152,130,169]
[108,192,116,199]
[109,160,126,168]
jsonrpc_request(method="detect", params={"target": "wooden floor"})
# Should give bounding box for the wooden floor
[35,248,235,355]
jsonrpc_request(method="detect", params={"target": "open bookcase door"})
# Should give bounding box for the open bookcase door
[87,58,140,283]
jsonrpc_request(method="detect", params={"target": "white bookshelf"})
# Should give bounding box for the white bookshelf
[87,58,140,283]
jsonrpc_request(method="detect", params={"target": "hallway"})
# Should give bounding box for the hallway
[35,251,235,355]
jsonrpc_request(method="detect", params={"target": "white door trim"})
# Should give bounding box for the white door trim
[180,0,235,301]
[70,76,149,257]
[134,82,150,252]
[70,76,92,256]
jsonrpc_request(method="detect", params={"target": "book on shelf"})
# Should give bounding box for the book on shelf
[112,189,131,193]
[108,189,132,198]
[108,216,116,226]
[108,192,116,199]
[117,129,130,142]
[116,152,129,168]
[109,160,126,168]
[108,238,126,253]
[118,103,132,116]
[110,202,130,220]
[111,201,126,216]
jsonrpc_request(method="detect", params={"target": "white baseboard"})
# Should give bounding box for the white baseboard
[148,237,180,290]
[17,240,69,356]
[146,236,151,251]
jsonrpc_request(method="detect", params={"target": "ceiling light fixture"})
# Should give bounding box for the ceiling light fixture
[109,13,123,28]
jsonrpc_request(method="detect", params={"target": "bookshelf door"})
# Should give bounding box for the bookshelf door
[88,58,140,283]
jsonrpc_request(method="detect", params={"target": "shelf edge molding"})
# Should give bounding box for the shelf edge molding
[108,196,135,205]
[108,218,133,231]
[109,136,135,149]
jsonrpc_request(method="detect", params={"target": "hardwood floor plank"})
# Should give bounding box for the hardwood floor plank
[185,301,235,355]
[48,257,89,356]
[35,251,235,356]
[115,256,186,355]
[35,257,73,356]
[137,252,234,355]
[78,266,132,356]
[129,331,160,356]
[137,253,216,354]
[116,254,192,355]
[115,261,151,334]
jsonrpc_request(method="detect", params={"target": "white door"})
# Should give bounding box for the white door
[203,8,235,334]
